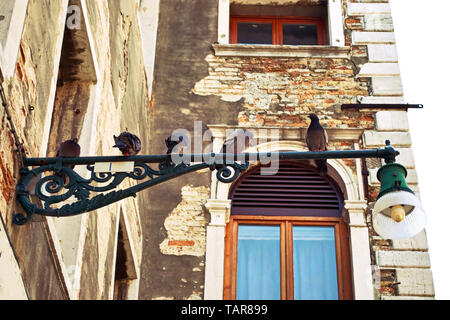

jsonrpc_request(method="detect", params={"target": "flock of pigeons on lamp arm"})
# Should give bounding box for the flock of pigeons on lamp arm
[55,113,328,175]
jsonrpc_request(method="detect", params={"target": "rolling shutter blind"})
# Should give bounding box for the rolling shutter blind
[230,162,343,217]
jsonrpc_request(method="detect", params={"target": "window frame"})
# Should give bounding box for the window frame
[230,15,326,45]
[223,215,353,300]
[217,0,346,47]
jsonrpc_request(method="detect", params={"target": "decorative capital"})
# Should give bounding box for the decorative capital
[344,200,368,227]
[344,200,368,212]
[205,199,231,226]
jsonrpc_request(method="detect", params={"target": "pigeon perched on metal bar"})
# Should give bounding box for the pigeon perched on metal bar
[55,138,81,184]
[113,131,141,156]
[214,129,254,170]
[220,129,254,154]
[57,138,81,166]
[165,134,189,155]
[305,114,328,175]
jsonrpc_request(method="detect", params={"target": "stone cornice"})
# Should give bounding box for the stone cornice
[212,44,351,58]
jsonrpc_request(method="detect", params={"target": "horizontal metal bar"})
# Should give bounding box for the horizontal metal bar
[22,148,398,166]
[341,103,423,110]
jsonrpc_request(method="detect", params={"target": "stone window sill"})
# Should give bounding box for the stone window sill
[212,44,351,58]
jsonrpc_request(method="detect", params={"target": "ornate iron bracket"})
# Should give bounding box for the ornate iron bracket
[14,141,398,225]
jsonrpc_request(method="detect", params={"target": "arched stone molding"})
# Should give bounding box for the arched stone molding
[212,139,360,203]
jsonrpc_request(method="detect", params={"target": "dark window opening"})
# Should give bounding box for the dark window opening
[47,0,97,157]
[113,211,138,300]
[282,23,318,45]
[237,22,273,44]
[230,3,328,45]
[231,16,325,45]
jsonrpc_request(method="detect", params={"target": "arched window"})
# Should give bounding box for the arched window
[223,161,353,300]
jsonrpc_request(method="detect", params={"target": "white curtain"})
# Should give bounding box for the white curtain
[236,224,339,300]
[237,225,281,299]
[292,226,338,300]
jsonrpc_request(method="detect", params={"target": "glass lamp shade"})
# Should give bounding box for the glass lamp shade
[373,190,426,240]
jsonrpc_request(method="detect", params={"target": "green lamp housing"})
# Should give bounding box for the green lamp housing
[377,162,414,199]
[373,162,426,240]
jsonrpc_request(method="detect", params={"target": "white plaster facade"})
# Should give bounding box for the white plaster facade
[0,0,31,300]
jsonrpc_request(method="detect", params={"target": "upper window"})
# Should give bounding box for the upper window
[218,1,346,48]
[230,16,326,45]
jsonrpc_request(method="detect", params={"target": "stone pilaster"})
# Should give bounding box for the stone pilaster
[203,199,231,300]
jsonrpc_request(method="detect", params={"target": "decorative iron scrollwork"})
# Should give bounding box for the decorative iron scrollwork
[14,158,248,225]
[215,162,249,183]
[14,143,398,225]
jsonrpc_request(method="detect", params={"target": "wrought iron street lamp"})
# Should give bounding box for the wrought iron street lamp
[13,140,426,240]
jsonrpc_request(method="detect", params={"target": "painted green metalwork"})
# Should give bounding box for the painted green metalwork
[14,140,399,225]
[376,162,413,199]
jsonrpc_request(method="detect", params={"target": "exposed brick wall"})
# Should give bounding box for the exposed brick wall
[160,185,210,257]
[194,55,373,129]
[196,0,433,300]
[179,0,433,300]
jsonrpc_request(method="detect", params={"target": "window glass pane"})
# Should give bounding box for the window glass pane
[292,226,338,300]
[282,23,318,45]
[237,22,272,44]
[237,225,280,299]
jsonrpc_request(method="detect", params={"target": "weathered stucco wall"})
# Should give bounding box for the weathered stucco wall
[1,0,148,299]
[1,0,71,300]
[78,0,149,300]
[139,0,230,300]
[140,0,372,300]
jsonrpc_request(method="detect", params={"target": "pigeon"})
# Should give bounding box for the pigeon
[220,129,254,154]
[57,138,81,161]
[214,129,254,169]
[113,131,141,156]
[305,114,328,175]
[55,138,81,184]
[165,134,189,155]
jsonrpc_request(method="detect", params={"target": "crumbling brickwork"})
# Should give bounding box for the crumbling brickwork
[160,185,210,257]
[194,55,373,128]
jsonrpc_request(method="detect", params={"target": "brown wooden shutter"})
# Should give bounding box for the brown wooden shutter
[230,161,343,217]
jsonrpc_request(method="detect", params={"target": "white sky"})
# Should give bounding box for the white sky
[389,0,450,299]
